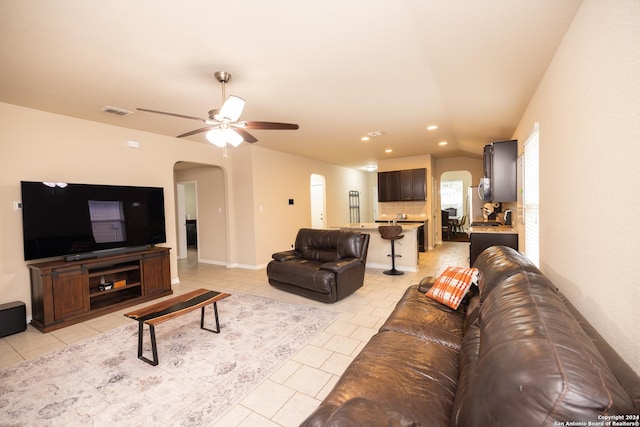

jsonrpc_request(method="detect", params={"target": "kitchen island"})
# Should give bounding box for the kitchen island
[468,224,518,267]
[335,223,420,273]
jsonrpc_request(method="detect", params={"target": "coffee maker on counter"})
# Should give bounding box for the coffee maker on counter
[503,209,513,225]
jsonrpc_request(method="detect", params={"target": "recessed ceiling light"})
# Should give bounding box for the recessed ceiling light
[367,131,385,137]
[365,165,377,171]
[438,141,448,146]
[427,125,438,131]
[102,105,133,116]
[361,136,370,141]
[385,149,393,153]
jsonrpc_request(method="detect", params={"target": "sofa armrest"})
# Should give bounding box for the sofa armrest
[271,250,302,262]
[320,257,361,274]
[418,276,436,293]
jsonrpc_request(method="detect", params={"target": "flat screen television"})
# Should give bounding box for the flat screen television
[21,181,166,261]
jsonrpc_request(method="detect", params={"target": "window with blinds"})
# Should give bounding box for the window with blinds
[440,180,464,216]
[88,200,126,243]
[523,124,540,266]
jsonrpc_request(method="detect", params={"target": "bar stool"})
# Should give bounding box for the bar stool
[378,225,404,276]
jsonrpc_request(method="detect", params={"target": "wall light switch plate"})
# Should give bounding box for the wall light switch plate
[13,201,22,211]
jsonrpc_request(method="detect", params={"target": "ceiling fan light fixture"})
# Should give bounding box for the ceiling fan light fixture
[205,128,245,148]
[205,129,227,147]
[226,129,244,147]
[217,95,246,122]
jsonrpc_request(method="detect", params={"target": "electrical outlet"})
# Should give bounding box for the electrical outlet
[13,201,22,211]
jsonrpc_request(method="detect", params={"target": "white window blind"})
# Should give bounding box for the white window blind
[523,124,540,266]
[441,180,463,216]
[88,200,126,243]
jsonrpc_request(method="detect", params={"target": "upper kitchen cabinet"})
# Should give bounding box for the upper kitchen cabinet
[482,140,517,202]
[378,168,426,202]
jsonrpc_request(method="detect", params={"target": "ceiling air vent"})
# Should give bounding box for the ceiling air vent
[101,105,133,116]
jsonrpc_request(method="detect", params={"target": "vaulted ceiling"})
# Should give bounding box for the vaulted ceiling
[0,1,583,169]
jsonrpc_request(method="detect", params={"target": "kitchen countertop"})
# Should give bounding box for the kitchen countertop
[377,216,428,223]
[337,223,422,231]
[469,224,517,234]
[334,223,419,272]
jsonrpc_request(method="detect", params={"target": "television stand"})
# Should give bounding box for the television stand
[64,245,151,262]
[29,247,172,333]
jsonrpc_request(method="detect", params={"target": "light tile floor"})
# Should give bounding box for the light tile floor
[0,241,470,426]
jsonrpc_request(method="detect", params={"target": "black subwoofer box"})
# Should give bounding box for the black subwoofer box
[0,301,27,338]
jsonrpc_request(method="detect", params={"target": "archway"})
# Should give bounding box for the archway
[174,162,228,265]
[439,170,473,238]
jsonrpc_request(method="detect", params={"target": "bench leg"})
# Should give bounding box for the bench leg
[200,302,221,333]
[137,321,159,366]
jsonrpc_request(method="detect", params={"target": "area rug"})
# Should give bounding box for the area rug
[0,292,338,426]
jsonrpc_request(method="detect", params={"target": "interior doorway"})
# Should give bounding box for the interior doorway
[310,174,326,229]
[174,162,228,266]
[176,181,197,260]
[440,170,473,237]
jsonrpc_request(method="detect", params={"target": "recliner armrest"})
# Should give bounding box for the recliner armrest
[272,250,302,262]
[320,258,361,274]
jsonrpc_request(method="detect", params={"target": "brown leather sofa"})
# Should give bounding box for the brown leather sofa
[301,246,640,426]
[267,228,370,303]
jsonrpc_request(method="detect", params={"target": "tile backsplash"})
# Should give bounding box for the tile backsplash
[378,201,429,220]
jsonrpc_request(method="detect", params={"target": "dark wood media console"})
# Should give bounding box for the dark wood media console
[28,247,172,332]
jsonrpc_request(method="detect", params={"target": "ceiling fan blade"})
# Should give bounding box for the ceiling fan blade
[233,128,258,143]
[177,126,216,138]
[137,108,205,122]
[239,121,299,130]
[216,95,245,122]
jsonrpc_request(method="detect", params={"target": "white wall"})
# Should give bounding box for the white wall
[513,0,640,373]
[0,102,370,317]
[0,102,235,314]
[251,146,371,267]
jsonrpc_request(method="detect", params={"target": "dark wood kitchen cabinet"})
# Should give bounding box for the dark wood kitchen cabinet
[29,247,172,332]
[378,168,426,202]
[482,140,517,202]
[378,171,399,202]
[469,232,518,266]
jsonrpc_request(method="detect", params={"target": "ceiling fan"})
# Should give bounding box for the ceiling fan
[137,71,299,148]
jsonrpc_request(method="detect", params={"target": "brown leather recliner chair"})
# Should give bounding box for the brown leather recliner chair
[267,228,370,303]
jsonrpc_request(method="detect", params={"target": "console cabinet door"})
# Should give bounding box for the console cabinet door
[142,250,171,296]
[52,267,89,320]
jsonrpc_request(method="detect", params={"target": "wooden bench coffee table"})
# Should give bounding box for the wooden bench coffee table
[124,288,231,366]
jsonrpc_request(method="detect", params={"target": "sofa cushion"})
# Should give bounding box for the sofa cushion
[453,271,638,425]
[302,331,459,427]
[426,266,478,310]
[473,245,543,302]
[266,259,336,295]
[380,285,465,351]
[337,232,366,259]
[313,397,411,427]
[295,228,365,263]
